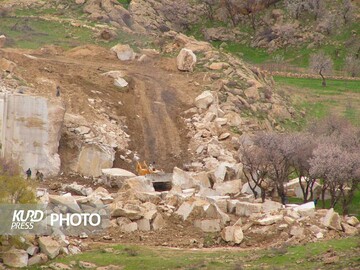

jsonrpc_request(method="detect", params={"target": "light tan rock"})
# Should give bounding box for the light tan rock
[257,215,283,226]
[346,216,359,227]
[38,237,61,259]
[236,202,262,217]
[28,253,48,266]
[3,249,28,268]
[137,218,151,231]
[172,167,195,189]
[209,62,229,70]
[0,58,16,72]
[194,90,214,110]
[341,222,358,236]
[214,180,242,195]
[111,44,135,61]
[221,225,243,244]
[194,219,221,232]
[152,213,165,230]
[323,208,342,231]
[177,48,196,72]
[49,194,82,213]
[0,35,6,48]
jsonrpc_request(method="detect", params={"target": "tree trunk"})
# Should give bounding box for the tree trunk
[319,69,326,87]
[321,188,326,209]
[261,187,266,203]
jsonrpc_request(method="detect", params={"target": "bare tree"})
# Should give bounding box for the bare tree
[240,141,271,202]
[309,51,333,87]
[289,132,318,202]
[309,116,360,214]
[344,56,360,77]
[309,140,360,213]
[252,133,295,204]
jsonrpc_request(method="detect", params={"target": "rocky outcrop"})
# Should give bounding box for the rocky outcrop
[60,113,129,177]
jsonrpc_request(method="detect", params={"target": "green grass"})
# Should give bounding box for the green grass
[26,237,360,270]
[275,76,360,127]
[0,17,94,49]
[274,76,360,95]
[0,16,152,50]
[117,0,131,9]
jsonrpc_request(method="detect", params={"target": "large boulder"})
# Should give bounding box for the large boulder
[49,194,82,213]
[3,249,28,268]
[293,202,315,217]
[65,182,93,196]
[262,200,283,214]
[177,48,196,72]
[120,176,155,192]
[111,202,144,220]
[236,202,262,217]
[195,91,214,109]
[101,168,136,188]
[38,237,61,259]
[213,180,242,195]
[322,208,342,231]
[194,219,221,232]
[346,216,360,227]
[221,225,243,244]
[152,213,165,230]
[111,44,135,61]
[341,222,359,236]
[0,58,16,73]
[74,144,115,177]
[172,167,194,189]
[28,253,48,266]
[116,217,138,232]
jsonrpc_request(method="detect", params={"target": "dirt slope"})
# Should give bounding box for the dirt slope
[1,46,200,173]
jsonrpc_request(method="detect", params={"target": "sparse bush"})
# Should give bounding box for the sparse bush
[0,159,36,204]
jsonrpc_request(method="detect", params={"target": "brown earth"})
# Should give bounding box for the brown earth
[1,46,203,173]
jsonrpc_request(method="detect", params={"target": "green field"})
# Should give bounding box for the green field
[274,76,360,128]
[26,237,360,270]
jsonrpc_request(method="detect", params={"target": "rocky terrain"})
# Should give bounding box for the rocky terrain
[0,0,359,268]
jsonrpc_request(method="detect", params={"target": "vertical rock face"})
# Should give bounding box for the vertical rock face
[0,94,65,176]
